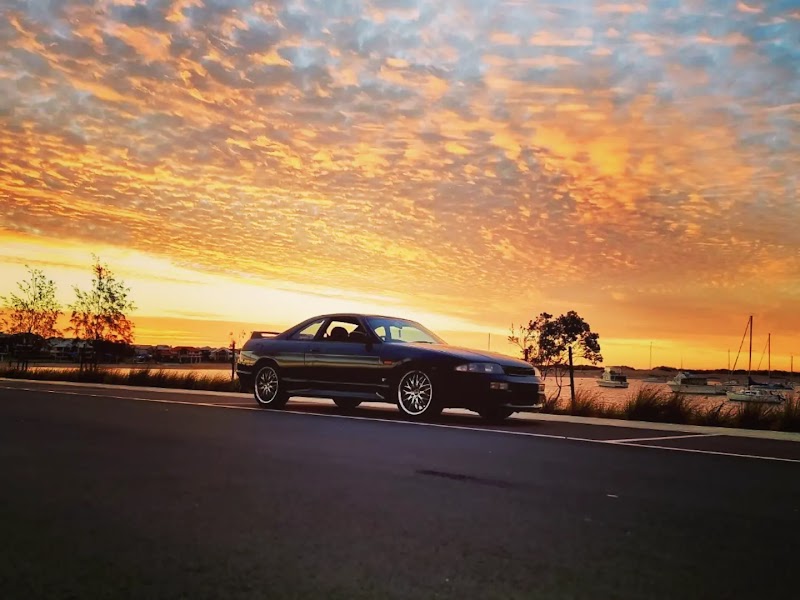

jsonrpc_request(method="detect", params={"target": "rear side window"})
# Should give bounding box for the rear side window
[290,319,325,340]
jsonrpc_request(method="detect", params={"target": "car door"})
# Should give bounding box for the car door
[278,318,326,388]
[306,317,383,395]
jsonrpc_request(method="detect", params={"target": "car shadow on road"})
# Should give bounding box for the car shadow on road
[285,402,541,429]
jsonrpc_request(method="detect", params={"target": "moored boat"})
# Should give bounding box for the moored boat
[726,387,785,403]
[598,367,629,388]
[667,372,728,395]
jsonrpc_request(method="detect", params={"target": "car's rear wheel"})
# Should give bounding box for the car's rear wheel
[253,363,289,409]
[333,397,362,411]
[478,407,515,423]
[396,369,442,419]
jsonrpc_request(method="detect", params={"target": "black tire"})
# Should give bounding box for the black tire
[253,363,289,409]
[395,368,442,419]
[333,397,362,411]
[478,407,515,423]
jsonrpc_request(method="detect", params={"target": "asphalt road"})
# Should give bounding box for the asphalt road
[2,382,799,600]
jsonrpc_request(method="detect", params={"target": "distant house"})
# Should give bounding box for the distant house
[210,347,232,362]
[174,346,203,364]
[153,345,178,362]
[46,338,91,361]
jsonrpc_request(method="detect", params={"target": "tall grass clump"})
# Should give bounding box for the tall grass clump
[693,402,734,427]
[731,401,779,431]
[568,388,614,417]
[541,388,620,418]
[775,397,800,433]
[623,386,695,424]
[540,393,562,414]
[121,368,238,392]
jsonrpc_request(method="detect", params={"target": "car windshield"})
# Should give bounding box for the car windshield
[366,317,446,345]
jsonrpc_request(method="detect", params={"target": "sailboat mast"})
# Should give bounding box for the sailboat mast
[767,333,771,382]
[748,315,752,378]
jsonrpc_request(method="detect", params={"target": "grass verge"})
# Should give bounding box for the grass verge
[540,384,800,432]
[0,367,241,393]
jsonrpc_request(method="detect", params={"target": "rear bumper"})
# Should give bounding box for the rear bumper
[236,365,254,391]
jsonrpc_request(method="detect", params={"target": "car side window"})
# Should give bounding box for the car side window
[388,325,428,343]
[372,324,387,341]
[289,319,325,341]
[321,319,359,342]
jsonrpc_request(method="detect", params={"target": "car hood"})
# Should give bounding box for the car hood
[415,344,532,368]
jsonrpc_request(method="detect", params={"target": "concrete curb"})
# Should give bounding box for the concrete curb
[2,377,799,443]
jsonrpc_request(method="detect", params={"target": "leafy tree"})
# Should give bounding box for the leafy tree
[509,311,603,400]
[69,257,136,367]
[1,266,63,339]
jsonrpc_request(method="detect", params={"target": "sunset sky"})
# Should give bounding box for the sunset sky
[1,0,799,370]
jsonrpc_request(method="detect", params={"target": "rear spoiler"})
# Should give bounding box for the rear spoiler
[250,331,282,339]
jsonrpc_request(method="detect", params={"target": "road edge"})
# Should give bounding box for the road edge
[2,377,799,443]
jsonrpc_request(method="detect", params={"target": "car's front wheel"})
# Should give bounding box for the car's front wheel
[253,364,289,409]
[395,369,442,419]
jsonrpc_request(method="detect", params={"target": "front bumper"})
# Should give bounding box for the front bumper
[444,372,545,412]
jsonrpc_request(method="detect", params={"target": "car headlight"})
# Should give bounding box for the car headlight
[455,362,504,374]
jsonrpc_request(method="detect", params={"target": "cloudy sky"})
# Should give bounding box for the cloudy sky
[1,0,799,368]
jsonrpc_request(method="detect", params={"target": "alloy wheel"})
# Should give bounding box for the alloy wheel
[397,370,434,415]
[255,366,280,404]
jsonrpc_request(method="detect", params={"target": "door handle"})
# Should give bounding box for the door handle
[309,348,321,353]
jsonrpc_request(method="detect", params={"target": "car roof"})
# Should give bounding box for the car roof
[311,313,414,321]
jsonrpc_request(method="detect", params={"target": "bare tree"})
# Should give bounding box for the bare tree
[1,266,62,338]
[69,257,136,368]
[510,311,603,400]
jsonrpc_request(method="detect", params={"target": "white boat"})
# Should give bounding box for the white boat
[726,387,785,404]
[598,367,629,388]
[667,372,728,395]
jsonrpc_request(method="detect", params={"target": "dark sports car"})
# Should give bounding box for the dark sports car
[236,313,545,421]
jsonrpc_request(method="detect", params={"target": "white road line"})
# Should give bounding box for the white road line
[609,433,721,444]
[3,385,800,464]
[5,377,800,441]
[612,441,800,464]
